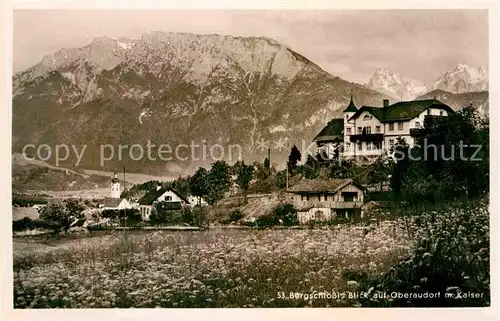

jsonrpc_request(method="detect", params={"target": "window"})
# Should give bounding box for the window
[376,125,381,133]
[363,115,372,120]
[357,127,362,134]
[357,142,362,151]
[346,127,352,134]
[345,142,350,151]
[374,142,382,150]
[415,121,421,128]
[366,142,372,151]
[389,139,394,147]
[342,192,358,202]
[346,115,349,119]
[323,195,328,201]
[440,110,444,116]
[389,123,394,131]
[166,196,172,201]
[398,122,403,131]
[364,126,371,134]
[301,195,305,201]
[318,194,321,201]
[306,195,310,201]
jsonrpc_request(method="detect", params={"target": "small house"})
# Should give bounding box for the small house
[187,195,208,207]
[138,186,190,221]
[287,178,365,224]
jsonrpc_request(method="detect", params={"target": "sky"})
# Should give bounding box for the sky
[13,9,488,84]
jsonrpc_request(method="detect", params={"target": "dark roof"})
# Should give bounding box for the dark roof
[342,97,358,113]
[313,118,344,142]
[103,198,123,208]
[288,179,364,193]
[111,173,120,183]
[349,99,454,122]
[138,188,190,205]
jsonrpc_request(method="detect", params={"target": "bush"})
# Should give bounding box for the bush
[12,198,48,207]
[229,210,245,222]
[274,204,298,226]
[254,214,278,229]
[355,199,489,307]
[191,206,208,227]
[150,208,186,225]
[12,217,61,232]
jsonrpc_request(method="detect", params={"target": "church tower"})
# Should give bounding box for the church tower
[110,172,121,199]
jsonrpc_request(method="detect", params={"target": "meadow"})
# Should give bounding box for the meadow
[13,220,416,308]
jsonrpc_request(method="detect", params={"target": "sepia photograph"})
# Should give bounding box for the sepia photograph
[4,2,496,316]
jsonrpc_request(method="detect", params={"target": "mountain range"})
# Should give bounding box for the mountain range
[12,32,489,177]
[366,64,488,101]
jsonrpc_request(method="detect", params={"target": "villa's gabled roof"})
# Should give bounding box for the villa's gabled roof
[313,118,344,143]
[342,97,358,113]
[288,178,365,194]
[349,99,454,122]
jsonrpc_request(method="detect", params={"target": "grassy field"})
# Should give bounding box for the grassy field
[13,220,416,308]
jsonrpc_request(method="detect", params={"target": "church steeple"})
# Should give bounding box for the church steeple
[110,172,121,198]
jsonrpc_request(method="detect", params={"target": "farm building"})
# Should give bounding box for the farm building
[287,178,365,224]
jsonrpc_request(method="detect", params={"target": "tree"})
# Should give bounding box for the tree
[287,145,302,175]
[64,199,86,219]
[205,161,230,205]
[328,159,356,179]
[190,167,209,205]
[252,161,270,180]
[390,137,410,198]
[369,153,394,191]
[276,170,287,190]
[395,106,489,203]
[235,161,254,196]
[263,157,271,178]
[167,176,191,198]
[39,200,86,233]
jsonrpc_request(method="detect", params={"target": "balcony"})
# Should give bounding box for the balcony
[409,128,425,137]
[292,200,364,209]
[349,133,384,142]
[334,201,364,209]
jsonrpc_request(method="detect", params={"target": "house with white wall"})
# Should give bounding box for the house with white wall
[314,96,455,163]
[187,195,208,207]
[287,178,365,223]
[138,186,190,221]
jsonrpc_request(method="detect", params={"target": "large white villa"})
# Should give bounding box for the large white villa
[314,97,455,163]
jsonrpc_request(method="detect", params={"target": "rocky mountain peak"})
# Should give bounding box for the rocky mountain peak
[12,31,391,175]
[366,68,425,100]
[428,64,488,94]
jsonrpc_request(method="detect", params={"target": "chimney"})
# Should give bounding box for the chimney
[383,99,389,107]
[156,184,161,191]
